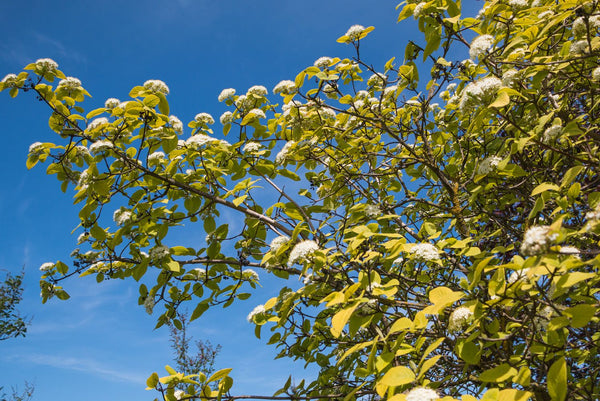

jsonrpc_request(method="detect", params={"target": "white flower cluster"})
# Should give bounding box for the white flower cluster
[174,390,185,400]
[78,170,92,189]
[543,124,562,142]
[448,307,473,332]
[242,142,262,153]
[410,243,440,261]
[247,304,265,322]
[593,67,600,82]
[508,268,530,284]
[364,204,381,218]
[29,142,44,155]
[235,94,254,111]
[194,112,215,125]
[185,134,217,149]
[149,245,170,261]
[269,235,289,252]
[148,151,165,163]
[218,88,236,102]
[77,232,89,244]
[520,225,555,256]
[273,80,296,95]
[113,208,133,225]
[570,40,589,55]
[559,246,580,258]
[288,240,319,267]
[367,73,386,89]
[35,58,58,71]
[143,79,169,95]
[248,108,266,119]
[344,24,366,41]
[275,141,295,164]
[1,74,18,87]
[89,140,114,154]
[169,115,183,133]
[220,111,233,124]
[248,85,268,96]
[314,56,332,69]
[460,76,502,111]
[477,155,502,175]
[586,204,600,222]
[58,77,82,90]
[413,2,427,18]
[406,387,439,401]
[88,117,108,130]
[469,34,494,60]
[508,0,529,9]
[243,269,259,281]
[192,268,206,280]
[105,98,120,109]
[501,69,519,87]
[39,262,54,272]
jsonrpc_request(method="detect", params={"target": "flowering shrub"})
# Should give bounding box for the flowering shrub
[4,1,600,401]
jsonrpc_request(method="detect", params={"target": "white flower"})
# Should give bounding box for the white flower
[89,140,114,154]
[149,245,170,261]
[502,69,519,87]
[77,232,89,244]
[247,304,265,322]
[460,77,502,111]
[269,236,289,253]
[592,67,600,82]
[469,34,494,60]
[314,57,332,69]
[364,204,381,218]
[412,3,427,18]
[448,307,473,332]
[248,85,268,96]
[543,124,562,142]
[585,204,600,222]
[242,142,262,153]
[169,115,183,133]
[28,142,44,155]
[406,387,439,401]
[185,134,216,149]
[508,268,530,284]
[477,155,502,175]
[143,79,169,95]
[58,77,81,90]
[194,112,214,125]
[520,225,554,256]
[366,282,381,293]
[88,117,109,130]
[174,390,185,400]
[344,24,366,41]
[559,246,580,258]
[508,0,529,9]
[220,111,233,124]
[570,40,589,55]
[275,141,295,164]
[320,107,336,120]
[144,296,155,314]
[148,151,165,163]
[573,17,587,37]
[1,74,18,87]
[273,80,296,95]
[538,10,554,19]
[410,243,440,261]
[105,98,120,109]
[243,269,259,281]
[35,58,58,71]
[367,73,386,89]
[113,208,133,225]
[288,240,320,267]
[39,262,54,272]
[248,108,266,119]
[218,88,236,102]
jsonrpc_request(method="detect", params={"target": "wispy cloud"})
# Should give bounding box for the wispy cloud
[30,32,87,65]
[7,352,147,384]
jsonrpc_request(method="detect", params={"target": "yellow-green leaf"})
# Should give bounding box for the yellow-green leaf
[379,366,415,387]
[547,357,567,401]
[331,304,358,338]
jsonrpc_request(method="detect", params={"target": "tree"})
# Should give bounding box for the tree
[2,0,600,400]
[168,311,221,397]
[0,271,27,341]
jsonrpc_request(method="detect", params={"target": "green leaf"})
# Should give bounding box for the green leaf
[379,366,415,387]
[489,91,510,108]
[478,363,517,383]
[531,183,560,196]
[547,357,567,401]
[146,372,159,389]
[330,304,358,338]
[564,304,596,328]
[207,368,232,383]
[166,260,180,272]
[498,389,534,401]
[561,166,584,188]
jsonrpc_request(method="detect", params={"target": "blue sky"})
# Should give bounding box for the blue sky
[0,1,480,400]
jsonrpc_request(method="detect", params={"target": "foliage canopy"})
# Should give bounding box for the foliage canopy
[3,1,600,400]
